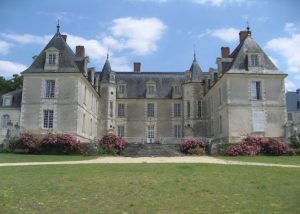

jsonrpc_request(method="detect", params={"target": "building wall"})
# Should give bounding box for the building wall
[0,108,21,143]
[20,73,99,142]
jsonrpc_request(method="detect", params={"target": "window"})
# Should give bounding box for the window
[45,80,55,98]
[250,54,259,66]
[118,85,126,94]
[288,113,293,121]
[251,81,261,100]
[83,86,87,104]
[82,113,85,133]
[118,103,125,117]
[297,101,300,109]
[109,101,113,117]
[147,125,154,138]
[147,103,155,117]
[3,97,11,106]
[174,85,181,94]
[174,103,181,117]
[252,110,265,132]
[2,115,10,128]
[219,88,222,105]
[187,101,191,117]
[198,101,202,118]
[174,125,182,138]
[117,126,125,137]
[43,110,53,129]
[148,85,155,94]
[219,115,222,133]
[49,54,56,65]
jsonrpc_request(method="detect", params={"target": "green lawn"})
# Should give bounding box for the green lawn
[220,155,300,165]
[0,164,299,214]
[0,153,96,163]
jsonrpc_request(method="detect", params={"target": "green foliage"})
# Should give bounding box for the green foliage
[0,74,23,94]
[296,148,300,156]
[7,135,22,152]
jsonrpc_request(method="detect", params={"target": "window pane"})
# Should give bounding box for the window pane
[147,103,154,117]
[174,104,181,117]
[118,104,125,117]
[43,110,53,128]
[147,126,154,138]
[118,126,125,137]
[2,115,9,128]
[46,80,55,98]
[174,125,181,138]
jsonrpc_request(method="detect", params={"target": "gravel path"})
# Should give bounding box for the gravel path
[0,156,300,168]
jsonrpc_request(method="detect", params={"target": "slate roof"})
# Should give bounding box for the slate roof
[226,33,283,74]
[0,89,22,108]
[100,59,115,83]
[189,56,203,82]
[115,72,186,99]
[23,33,81,73]
[286,91,300,111]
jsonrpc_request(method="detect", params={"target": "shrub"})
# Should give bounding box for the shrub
[296,148,300,156]
[180,139,205,155]
[226,135,295,156]
[7,132,39,153]
[290,133,300,149]
[39,133,82,154]
[98,134,126,155]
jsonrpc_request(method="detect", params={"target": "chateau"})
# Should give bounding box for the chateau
[0,24,288,145]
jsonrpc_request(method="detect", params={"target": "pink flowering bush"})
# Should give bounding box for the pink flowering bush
[39,133,82,154]
[180,139,205,155]
[98,133,126,155]
[8,132,40,153]
[226,135,295,156]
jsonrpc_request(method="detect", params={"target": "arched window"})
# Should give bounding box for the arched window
[2,115,10,128]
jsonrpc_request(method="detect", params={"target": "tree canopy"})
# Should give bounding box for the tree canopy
[0,74,23,95]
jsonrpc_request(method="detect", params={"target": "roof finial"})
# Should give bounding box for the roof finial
[193,44,196,62]
[246,20,250,32]
[106,48,109,60]
[56,19,60,34]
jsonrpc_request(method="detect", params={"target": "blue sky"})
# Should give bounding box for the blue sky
[0,0,300,91]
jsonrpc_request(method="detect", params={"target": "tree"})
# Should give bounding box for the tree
[0,74,23,95]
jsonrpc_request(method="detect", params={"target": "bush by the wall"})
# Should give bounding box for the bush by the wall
[295,148,300,156]
[226,135,295,156]
[7,132,39,153]
[290,133,300,149]
[39,133,82,154]
[98,134,126,155]
[81,141,99,156]
[180,139,205,155]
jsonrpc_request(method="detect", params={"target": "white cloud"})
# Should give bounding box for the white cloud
[0,41,12,55]
[266,33,300,73]
[285,79,296,91]
[295,75,300,80]
[0,60,27,77]
[211,27,239,42]
[193,0,249,7]
[111,17,166,55]
[284,23,298,35]
[0,33,51,45]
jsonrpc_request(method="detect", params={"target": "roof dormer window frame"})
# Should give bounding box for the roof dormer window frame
[146,81,156,98]
[44,47,59,71]
[248,52,262,68]
[3,96,12,107]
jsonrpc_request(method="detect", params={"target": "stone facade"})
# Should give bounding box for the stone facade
[0,26,288,145]
[285,89,300,139]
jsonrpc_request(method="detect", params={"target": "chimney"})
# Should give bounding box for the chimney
[221,47,230,58]
[133,62,141,73]
[239,30,251,42]
[76,46,85,57]
[62,34,67,42]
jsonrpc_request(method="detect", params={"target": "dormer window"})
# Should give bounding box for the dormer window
[44,47,59,71]
[148,85,155,94]
[49,53,56,65]
[3,97,11,106]
[174,85,181,94]
[250,54,259,66]
[118,84,126,94]
[146,81,156,98]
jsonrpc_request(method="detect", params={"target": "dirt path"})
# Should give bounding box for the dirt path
[0,156,299,168]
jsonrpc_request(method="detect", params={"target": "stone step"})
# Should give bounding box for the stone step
[120,143,184,157]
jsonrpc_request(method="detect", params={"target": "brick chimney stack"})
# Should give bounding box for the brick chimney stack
[76,46,85,57]
[239,30,251,42]
[221,47,230,58]
[134,62,141,73]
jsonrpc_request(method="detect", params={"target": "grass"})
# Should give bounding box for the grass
[220,155,300,165]
[0,164,299,213]
[0,153,96,163]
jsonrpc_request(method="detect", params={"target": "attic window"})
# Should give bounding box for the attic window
[118,85,126,94]
[3,97,11,106]
[148,85,155,94]
[250,54,259,67]
[49,54,56,65]
[174,85,181,94]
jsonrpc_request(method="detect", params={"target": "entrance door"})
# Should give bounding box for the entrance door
[147,125,154,143]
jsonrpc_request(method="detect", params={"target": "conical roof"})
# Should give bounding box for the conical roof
[23,32,80,73]
[100,59,115,83]
[188,54,202,82]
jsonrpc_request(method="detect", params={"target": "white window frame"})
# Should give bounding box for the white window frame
[252,110,265,132]
[117,85,126,94]
[43,110,54,129]
[250,54,259,67]
[45,80,55,98]
[2,114,10,128]
[147,103,155,117]
[49,53,56,65]
[250,81,262,100]
[118,103,125,117]
[174,103,181,117]
[174,85,181,94]
[147,125,155,139]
